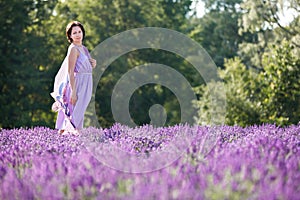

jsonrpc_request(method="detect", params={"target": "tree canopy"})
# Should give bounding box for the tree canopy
[1,0,299,128]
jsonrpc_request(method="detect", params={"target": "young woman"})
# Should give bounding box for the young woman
[51,21,96,134]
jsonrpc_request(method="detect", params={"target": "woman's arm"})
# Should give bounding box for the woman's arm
[83,46,96,68]
[89,58,97,69]
[68,46,79,105]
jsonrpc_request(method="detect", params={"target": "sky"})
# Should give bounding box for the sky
[277,2,299,26]
[190,0,206,18]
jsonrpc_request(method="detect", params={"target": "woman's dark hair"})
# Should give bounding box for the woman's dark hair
[66,21,85,43]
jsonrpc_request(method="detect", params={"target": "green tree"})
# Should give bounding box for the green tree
[194,41,300,126]
[0,0,58,128]
[194,0,300,127]
[238,0,300,68]
[194,57,260,126]
[188,0,256,67]
[259,41,300,125]
[219,57,261,126]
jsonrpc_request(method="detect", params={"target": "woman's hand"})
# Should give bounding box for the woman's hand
[89,58,97,68]
[51,101,61,112]
[71,92,77,105]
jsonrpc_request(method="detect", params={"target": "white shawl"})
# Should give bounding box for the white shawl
[50,46,72,111]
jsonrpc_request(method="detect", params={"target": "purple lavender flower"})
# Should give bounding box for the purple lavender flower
[0,124,299,199]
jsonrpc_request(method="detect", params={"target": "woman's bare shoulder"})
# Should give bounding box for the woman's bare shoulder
[68,44,79,56]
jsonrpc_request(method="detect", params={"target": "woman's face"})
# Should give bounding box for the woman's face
[70,26,83,43]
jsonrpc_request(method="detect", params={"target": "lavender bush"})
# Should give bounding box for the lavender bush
[0,124,299,199]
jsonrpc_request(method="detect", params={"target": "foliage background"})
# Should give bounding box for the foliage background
[0,0,299,128]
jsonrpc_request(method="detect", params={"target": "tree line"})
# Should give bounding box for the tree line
[1,0,299,128]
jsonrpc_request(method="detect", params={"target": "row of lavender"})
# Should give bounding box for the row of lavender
[0,124,299,199]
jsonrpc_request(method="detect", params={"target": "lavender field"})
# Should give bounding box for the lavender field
[0,124,300,199]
